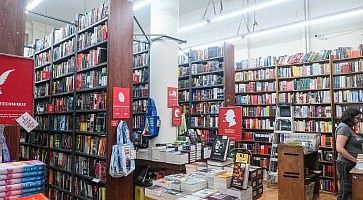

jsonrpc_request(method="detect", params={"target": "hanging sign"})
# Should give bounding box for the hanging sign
[167,87,178,108]
[218,107,242,141]
[16,112,38,133]
[0,54,34,124]
[113,87,130,119]
[172,106,182,126]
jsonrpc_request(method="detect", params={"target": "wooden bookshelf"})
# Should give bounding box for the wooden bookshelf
[177,42,235,142]
[20,0,134,199]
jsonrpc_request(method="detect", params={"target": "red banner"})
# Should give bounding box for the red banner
[167,87,178,108]
[218,107,242,141]
[0,54,34,124]
[172,106,182,126]
[113,87,130,119]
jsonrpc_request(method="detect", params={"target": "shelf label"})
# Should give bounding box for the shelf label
[218,107,242,141]
[172,106,182,127]
[167,87,178,108]
[0,54,34,124]
[113,87,130,119]
[16,112,38,133]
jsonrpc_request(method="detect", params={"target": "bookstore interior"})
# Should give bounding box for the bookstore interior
[1,0,363,199]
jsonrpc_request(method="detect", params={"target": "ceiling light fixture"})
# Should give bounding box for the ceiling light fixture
[133,0,151,11]
[184,6,363,50]
[179,0,290,34]
[26,0,43,11]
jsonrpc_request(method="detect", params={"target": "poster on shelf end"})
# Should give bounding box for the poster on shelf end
[167,87,178,108]
[172,106,182,126]
[218,107,242,141]
[113,87,130,119]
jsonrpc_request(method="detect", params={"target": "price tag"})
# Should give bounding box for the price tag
[16,112,38,133]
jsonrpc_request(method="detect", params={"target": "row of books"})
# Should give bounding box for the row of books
[179,90,189,102]
[276,50,331,65]
[320,165,334,177]
[34,116,49,130]
[278,63,330,77]
[134,53,149,67]
[330,44,363,60]
[77,0,109,31]
[294,91,331,104]
[236,81,275,93]
[191,116,219,128]
[243,132,271,142]
[190,102,223,114]
[35,66,50,82]
[190,46,224,61]
[53,96,74,112]
[53,38,76,61]
[251,157,269,169]
[50,151,72,171]
[75,156,106,181]
[133,85,149,98]
[320,135,333,148]
[279,77,330,91]
[20,146,47,163]
[52,76,74,94]
[192,75,223,87]
[336,106,363,118]
[50,134,72,150]
[34,33,52,52]
[179,79,190,89]
[192,129,218,143]
[241,143,270,155]
[242,106,275,117]
[335,90,363,103]
[76,68,108,90]
[54,24,76,44]
[77,113,106,133]
[133,42,148,54]
[35,83,50,97]
[74,177,106,200]
[76,135,106,157]
[178,53,189,65]
[334,75,363,88]
[77,48,107,71]
[192,89,224,101]
[243,119,273,130]
[35,50,52,67]
[35,100,49,114]
[53,57,75,78]
[191,61,223,74]
[133,115,145,130]
[49,170,72,191]
[53,115,73,130]
[20,131,47,146]
[294,106,332,118]
[235,68,275,81]
[320,180,335,193]
[235,56,274,70]
[76,92,107,110]
[78,23,108,50]
[133,68,149,83]
[133,99,147,113]
[236,93,276,105]
[50,187,72,200]
[179,65,190,77]
[295,120,332,132]
[334,60,362,74]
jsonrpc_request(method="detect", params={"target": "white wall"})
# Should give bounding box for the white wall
[25,21,55,44]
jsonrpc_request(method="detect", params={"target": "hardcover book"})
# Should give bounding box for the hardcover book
[210,135,230,162]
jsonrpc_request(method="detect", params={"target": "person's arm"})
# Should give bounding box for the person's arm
[336,134,357,163]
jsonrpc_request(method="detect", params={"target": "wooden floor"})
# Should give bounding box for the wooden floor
[260,185,336,200]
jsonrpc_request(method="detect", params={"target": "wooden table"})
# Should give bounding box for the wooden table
[350,167,363,200]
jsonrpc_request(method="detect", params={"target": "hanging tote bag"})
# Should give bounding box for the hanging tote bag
[142,98,160,139]
[109,120,135,177]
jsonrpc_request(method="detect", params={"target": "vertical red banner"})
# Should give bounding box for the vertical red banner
[167,87,178,108]
[113,87,130,119]
[218,107,242,141]
[172,106,182,127]
[0,54,34,124]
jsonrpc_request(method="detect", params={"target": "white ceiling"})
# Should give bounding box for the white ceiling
[26,0,363,49]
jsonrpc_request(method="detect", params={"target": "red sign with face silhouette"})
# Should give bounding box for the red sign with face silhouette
[113,87,130,119]
[167,87,178,108]
[218,107,242,141]
[172,106,182,126]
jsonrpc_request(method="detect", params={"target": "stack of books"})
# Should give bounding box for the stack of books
[0,160,45,199]
[356,154,363,170]
[181,176,208,193]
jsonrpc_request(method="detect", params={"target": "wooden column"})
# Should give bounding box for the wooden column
[106,0,134,199]
[0,0,26,161]
[224,42,236,107]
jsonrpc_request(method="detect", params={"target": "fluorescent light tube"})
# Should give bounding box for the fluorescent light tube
[211,0,290,23]
[134,0,151,11]
[179,21,208,34]
[26,0,43,11]
[244,6,363,39]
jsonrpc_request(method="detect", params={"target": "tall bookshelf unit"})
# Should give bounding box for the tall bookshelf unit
[20,0,134,199]
[132,41,150,146]
[178,42,235,143]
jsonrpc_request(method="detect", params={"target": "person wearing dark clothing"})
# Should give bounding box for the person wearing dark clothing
[336,107,363,200]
